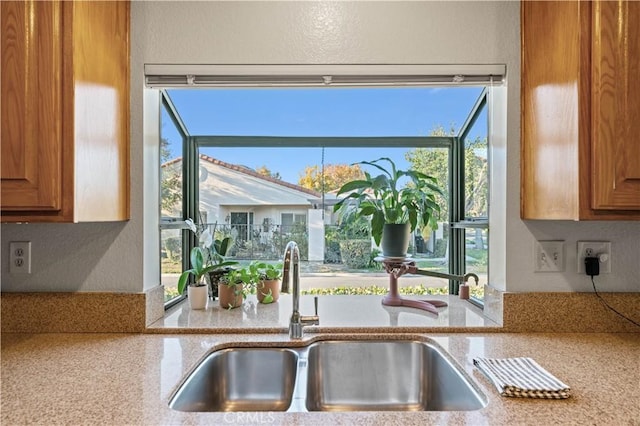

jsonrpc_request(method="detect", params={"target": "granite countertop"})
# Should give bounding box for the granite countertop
[148,294,501,333]
[2,331,638,425]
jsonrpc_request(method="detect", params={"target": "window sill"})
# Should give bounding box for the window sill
[147,293,499,333]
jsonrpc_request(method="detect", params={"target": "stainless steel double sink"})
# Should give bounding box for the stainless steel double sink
[169,338,487,412]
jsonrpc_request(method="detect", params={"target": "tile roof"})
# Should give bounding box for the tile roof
[163,155,322,198]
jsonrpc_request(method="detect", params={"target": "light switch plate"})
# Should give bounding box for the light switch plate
[534,240,564,272]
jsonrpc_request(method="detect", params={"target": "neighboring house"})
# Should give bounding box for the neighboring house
[197,154,327,228]
[162,155,447,261]
[163,155,338,260]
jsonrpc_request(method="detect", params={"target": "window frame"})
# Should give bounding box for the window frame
[192,134,457,285]
[160,91,191,309]
[160,82,494,310]
[451,88,489,306]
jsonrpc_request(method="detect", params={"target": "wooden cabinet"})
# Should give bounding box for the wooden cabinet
[1,0,129,222]
[521,0,640,220]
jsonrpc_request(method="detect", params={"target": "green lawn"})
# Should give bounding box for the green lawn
[161,258,181,274]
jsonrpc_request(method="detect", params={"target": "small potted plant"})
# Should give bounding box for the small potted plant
[205,234,238,299]
[177,247,216,310]
[333,157,443,258]
[184,218,238,299]
[217,263,261,309]
[256,262,282,304]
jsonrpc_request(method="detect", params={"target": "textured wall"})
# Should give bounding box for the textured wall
[2,1,638,293]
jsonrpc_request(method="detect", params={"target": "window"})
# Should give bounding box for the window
[281,213,306,231]
[160,93,189,306]
[230,211,254,242]
[454,92,489,304]
[155,67,502,308]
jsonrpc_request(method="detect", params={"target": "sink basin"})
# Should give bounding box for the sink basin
[169,348,299,412]
[169,338,486,412]
[305,340,487,411]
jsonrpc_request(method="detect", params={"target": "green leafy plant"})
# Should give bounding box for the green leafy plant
[218,261,263,296]
[255,262,282,304]
[271,222,309,261]
[369,248,384,270]
[182,218,238,297]
[340,215,371,240]
[260,290,274,304]
[333,157,444,246]
[219,262,283,305]
[210,235,234,266]
[339,240,370,269]
[185,218,237,268]
[177,247,218,294]
[219,268,250,291]
[259,262,282,281]
[217,268,249,309]
[324,225,341,264]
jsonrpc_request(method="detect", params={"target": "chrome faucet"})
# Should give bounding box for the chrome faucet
[282,241,319,339]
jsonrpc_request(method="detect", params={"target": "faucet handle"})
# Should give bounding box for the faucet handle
[314,296,318,316]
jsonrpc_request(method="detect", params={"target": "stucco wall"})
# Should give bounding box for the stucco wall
[2,1,638,293]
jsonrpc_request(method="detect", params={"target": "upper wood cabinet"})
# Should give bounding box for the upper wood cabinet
[521,0,640,220]
[1,0,130,222]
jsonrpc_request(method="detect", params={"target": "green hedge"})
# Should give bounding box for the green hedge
[302,284,484,298]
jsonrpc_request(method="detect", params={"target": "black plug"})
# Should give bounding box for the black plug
[585,256,600,277]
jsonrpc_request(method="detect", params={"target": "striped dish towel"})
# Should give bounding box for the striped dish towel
[473,357,571,399]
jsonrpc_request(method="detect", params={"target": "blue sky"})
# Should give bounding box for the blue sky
[162,87,485,183]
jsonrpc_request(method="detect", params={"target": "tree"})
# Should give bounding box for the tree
[298,163,365,192]
[405,125,488,220]
[255,165,281,180]
[463,138,488,218]
[405,126,452,220]
[160,137,182,215]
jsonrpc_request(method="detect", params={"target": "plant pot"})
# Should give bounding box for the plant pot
[207,267,233,300]
[187,284,208,310]
[219,283,244,309]
[257,279,280,303]
[381,223,411,258]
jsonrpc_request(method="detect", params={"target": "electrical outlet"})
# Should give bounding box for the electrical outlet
[9,241,31,274]
[577,241,611,274]
[534,240,564,272]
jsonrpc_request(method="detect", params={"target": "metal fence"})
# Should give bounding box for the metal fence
[206,223,309,261]
[162,222,455,272]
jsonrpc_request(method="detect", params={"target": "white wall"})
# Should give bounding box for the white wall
[2,1,638,293]
[308,209,325,262]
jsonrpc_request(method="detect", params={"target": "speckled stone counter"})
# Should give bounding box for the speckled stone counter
[2,332,638,425]
[148,294,500,333]
[3,289,637,333]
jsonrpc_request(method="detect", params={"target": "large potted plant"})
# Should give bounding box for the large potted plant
[333,157,443,258]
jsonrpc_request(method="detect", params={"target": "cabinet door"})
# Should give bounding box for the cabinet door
[591,0,640,210]
[1,0,63,212]
[521,0,583,219]
[71,0,130,221]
